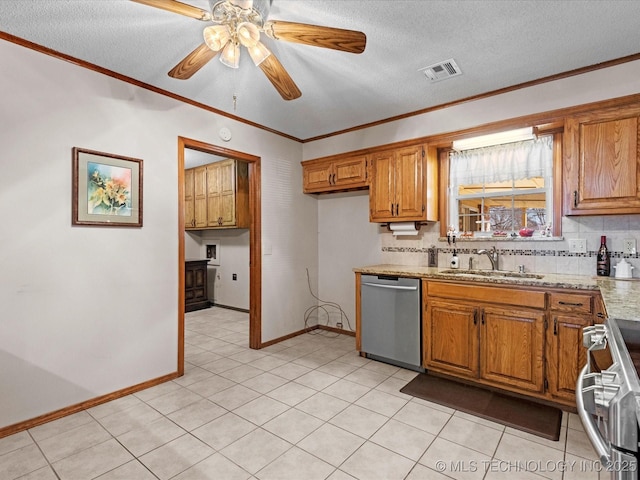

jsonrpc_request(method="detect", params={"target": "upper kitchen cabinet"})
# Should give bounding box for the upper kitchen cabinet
[302,154,369,193]
[184,166,207,229]
[207,159,249,228]
[184,167,195,229]
[369,144,438,222]
[184,159,249,230]
[564,104,640,215]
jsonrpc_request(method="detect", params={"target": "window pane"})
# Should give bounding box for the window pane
[449,136,553,238]
[456,191,546,234]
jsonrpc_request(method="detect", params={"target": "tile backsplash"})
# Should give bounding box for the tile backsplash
[380,215,640,277]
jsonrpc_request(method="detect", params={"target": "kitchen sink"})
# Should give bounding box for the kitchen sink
[439,269,544,279]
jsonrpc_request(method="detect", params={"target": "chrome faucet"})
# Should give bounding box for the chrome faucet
[477,246,499,270]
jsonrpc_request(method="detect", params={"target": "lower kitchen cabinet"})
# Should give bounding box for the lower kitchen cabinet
[424,289,545,394]
[423,280,600,406]
[424,299,479,378]
[185,260,210,312]
[546,314,591,402]
[480,306,545,393]
[546,291,595,403]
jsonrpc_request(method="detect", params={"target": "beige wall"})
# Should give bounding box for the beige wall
[0,39,316,428]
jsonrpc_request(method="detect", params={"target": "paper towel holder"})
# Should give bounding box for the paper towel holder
[385,221,428,236]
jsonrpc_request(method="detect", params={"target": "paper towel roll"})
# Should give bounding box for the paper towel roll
[389,222,419,236]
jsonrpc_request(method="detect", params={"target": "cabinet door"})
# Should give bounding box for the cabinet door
[395,145,426,220]
[564,108,640,214]
[333,155,368,188]
[369,150,396,221]
[424,299,479,378]
[219,160,237,226]
[303,161,333,192]
[480,306,545,393]
[184,168,195,229]
[546,314,591,403]
[206,163,222,226]
[194,166,208,228]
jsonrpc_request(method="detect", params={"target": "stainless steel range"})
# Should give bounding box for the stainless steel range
[578,317,640,479]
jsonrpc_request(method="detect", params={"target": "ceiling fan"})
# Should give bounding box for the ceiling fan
[131,0,367,100]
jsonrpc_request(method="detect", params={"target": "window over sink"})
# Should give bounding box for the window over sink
[448,133,556,239]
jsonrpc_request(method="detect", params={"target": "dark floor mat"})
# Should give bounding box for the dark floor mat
[400,373,562,440]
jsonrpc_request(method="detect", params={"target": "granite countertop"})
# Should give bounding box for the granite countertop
[354,264,640,322]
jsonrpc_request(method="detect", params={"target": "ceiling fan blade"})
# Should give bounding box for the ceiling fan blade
[264,20,366,54]
[258,54,302,101]
[168,43,219,79]
[130,0,211,21]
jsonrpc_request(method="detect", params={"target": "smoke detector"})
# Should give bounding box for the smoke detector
[419,58,462,82]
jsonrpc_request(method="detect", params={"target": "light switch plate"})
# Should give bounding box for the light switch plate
[569,238,587,253]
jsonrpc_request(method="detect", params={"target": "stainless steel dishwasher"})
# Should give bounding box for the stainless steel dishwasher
[360,274,423,371]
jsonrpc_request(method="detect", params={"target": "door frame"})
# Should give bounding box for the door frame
[178,136,262,375]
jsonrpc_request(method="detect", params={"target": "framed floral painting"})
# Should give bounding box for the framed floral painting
[72,147,143,227]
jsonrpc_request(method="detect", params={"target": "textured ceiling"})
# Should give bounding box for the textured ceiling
[1,0,640,141]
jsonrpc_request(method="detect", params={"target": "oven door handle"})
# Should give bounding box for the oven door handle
[576,364,612,469]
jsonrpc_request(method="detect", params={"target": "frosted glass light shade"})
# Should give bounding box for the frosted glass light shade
[248,41,271,66]
[203,25,231,51]
[220,41,240,68]
[237,22,260,47]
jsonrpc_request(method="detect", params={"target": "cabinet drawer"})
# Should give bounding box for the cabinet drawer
[549,292,592,314]
[426,281,546,309]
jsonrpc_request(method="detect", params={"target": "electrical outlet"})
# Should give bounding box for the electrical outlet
[568,238,587,253]
[336,322,343,329]
[232,273,237,281]
[624,238,637,254]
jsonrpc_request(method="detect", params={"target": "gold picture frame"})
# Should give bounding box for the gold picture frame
[72,147,143,227]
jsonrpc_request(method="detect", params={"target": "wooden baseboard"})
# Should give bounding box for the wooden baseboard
[260,325,315,348]
[212,303,250,313]
[317,324,356,336]
[260,323,355,348]
[0,371,180,439]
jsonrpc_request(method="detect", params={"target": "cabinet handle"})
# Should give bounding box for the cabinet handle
[558,301,583,307]
[553,318,558,335]
[473,309,478,326]
[396,203,399,216]
[332,173,336,184]
[481,311,485,325]
[596,312,605,318]
[573,190,578,208]
[391,203,394,216]
[328,174,332,185]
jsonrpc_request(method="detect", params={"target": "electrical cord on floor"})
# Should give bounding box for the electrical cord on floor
[303,267,354,337]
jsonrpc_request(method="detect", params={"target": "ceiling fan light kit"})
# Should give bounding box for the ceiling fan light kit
[220,40,240,68]
[203,24,230,51]
[132,0,367,100]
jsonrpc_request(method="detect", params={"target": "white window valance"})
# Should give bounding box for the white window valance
[450,136,553,186]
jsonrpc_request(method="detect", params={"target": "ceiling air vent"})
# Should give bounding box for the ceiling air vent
[419,58,462,82]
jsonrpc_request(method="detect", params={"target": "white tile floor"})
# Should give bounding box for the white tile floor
[1,307,604,480]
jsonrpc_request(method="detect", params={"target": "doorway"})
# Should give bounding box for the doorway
[177,136,262,375]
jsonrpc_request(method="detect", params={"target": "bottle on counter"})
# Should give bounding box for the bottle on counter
[597,235,610,276]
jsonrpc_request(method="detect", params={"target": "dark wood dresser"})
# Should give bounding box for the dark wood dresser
[185,260,210,312]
